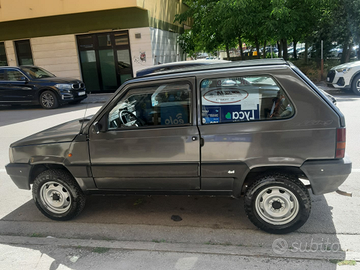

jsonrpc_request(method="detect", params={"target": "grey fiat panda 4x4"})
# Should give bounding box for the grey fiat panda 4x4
[6,59,351,234]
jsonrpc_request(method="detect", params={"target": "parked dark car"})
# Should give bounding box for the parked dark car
[0,66,87,109]
[6,59,351,234]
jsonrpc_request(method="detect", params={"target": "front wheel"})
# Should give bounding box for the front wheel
[32,169,86,221]
[40,90,59,109]
[351,74,360,95]
[244,173,311,234]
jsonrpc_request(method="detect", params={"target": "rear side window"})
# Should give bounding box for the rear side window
[6,69,25,81]
[201,76,294,124]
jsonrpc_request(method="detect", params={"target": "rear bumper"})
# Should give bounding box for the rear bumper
[5,163,31,190]
[300,156,352,195]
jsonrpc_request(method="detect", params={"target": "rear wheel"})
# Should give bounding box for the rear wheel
[32,169,86,221]
[40,90,59,109]
[351,74,360,95]
[244,173,311,234]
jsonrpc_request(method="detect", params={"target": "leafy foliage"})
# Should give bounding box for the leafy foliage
[175,0,360,63]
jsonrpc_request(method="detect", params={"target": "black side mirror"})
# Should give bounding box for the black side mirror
[92,121,102,134]
[20,76,28,82]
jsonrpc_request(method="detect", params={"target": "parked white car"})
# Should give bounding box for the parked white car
[327,61,360,95]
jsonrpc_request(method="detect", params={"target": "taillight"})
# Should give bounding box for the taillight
[336,128,346,158]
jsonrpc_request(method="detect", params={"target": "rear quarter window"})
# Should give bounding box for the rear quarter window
[201,76,294,124]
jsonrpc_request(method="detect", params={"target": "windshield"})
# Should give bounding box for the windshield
[22,67,55,79]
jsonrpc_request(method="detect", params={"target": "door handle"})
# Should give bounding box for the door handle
[192,136,205,147]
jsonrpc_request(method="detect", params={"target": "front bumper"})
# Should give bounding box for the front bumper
[300,156,352,195]
[60,89,87,102]
[327,70,350,89]
[5,163,32,190]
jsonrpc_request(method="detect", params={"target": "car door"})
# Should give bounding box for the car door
[197,73,296,193]
[88,77,201,190]
[1,68,34,102]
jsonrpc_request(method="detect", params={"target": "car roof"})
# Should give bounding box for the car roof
[0,66,21,69]
[0,65,39,69]
[136,60,230,77]
[135,58,288,79]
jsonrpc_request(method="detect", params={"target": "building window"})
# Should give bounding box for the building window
[14,40,34,66]
[0,42,7,66]
[201,76,294,125]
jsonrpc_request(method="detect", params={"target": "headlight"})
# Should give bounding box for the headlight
[55,84,72,91]
[336,67,351,73]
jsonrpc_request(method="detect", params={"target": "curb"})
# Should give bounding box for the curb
[0,235,358,262]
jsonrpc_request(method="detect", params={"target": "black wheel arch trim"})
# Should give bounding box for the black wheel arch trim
[349,71,360,87]
[37,87,61,100]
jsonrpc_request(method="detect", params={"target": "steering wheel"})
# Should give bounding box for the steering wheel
[119,110,143,127]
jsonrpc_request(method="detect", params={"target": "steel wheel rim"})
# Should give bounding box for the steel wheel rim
[40,181,71,214]
[41,93,54,108]
[255,186,299,225]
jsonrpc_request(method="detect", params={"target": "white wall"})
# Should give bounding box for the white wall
[4,41,17,66]
[129,27,154,76]
[150,28,182,65]
[31,35,81,79]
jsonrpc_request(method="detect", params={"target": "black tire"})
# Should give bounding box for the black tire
[40,90,59,109]
[32,169,86,221]
[351,74,360,95]
[244,173,311,234]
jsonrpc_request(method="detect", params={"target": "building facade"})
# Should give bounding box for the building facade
[0,0,188,92]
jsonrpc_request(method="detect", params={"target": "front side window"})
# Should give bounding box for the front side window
[201,76,294,124]
[21,66,55,79]
[108,82,191,129]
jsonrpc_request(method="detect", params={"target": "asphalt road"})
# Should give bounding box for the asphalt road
[0,94,359,269]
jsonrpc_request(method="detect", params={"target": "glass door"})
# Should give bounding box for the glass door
[98,34,118,91]
[77,31,133,93]
[78,36,101,92]
[114,33,133,85]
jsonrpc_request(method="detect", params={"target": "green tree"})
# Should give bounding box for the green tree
[329,0,360,63]
[175,0,360,64]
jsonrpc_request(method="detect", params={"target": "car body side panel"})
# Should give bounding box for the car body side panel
[89,126,201,189]
[11,142,70,164]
